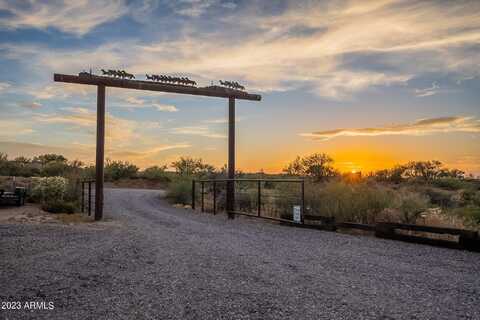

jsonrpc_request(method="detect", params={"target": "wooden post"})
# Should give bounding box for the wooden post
[257,180,261,217]
[227,97,235,219]
[201,181,205,212]
[88,181,92,216]
[301,180,305,224]
[95,85,106,221]
[81,181,84,213]
[191,180,196,210]
[213,181,217,215]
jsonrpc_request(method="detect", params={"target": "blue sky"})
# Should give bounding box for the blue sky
[0,0,479,174]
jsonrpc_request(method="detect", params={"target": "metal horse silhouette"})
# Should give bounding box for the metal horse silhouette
[101,69,135,79]
[146,74,197,86]
[219,80,245,91]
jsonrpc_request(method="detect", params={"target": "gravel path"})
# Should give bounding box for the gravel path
[1,188,480,320]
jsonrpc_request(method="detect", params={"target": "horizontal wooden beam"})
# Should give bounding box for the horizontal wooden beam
[53,74,261,101]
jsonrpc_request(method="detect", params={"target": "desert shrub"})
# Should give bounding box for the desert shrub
[104,160,139,181]
[453,205,480,225]
[394,190,430,224]
[424,188,453,208]
[41,161,70,177]
[141,165,170,182]
[283,153,338,181]
[165,177,192,205]
[473,192,480,206]
[30,177,68,204]
[461,189,476,203]
[433,178,467,191]
[271,182,304,219]
[374,165,406,184]
[42,201,76,214]
[304,181,394,224]
[235,190,256,212]
[29,177,78,213]
[171,157,216,176]
[451,205,480,227]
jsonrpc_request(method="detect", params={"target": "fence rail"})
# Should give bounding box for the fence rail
[191,178,479,252]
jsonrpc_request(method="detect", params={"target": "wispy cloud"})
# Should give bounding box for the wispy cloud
[125,96,145,105]
[0,0,128,36]
[3,1,479,99]
[313,71,411,99]
[202,116,244,124]
[301,116,480,140]
[170,0,236,17]
[0,82,11,91]
[415,82,440,97]
[170,126,226,139]
[19,101,42,109]
[0,120,34,136]
[27,84,95,100]
[123,97,178,112]
[152,103,178,112]
[107,143,192,162]
[32,107,163,148]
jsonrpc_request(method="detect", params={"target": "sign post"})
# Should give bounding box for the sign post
[293,205,301,223]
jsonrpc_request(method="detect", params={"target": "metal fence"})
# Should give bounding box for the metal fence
[80,180,95,216]
[192,179,305,223]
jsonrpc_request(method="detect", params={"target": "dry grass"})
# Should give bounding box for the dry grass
[0,204,93,225]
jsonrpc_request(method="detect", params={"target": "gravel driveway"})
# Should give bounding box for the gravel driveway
[1,188,480,320]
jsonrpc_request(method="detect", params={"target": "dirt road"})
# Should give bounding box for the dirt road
[1,188,479,319]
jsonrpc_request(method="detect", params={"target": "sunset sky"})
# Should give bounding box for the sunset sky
[0,0,479,175]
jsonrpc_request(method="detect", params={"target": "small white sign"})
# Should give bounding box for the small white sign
[293,205,301,223]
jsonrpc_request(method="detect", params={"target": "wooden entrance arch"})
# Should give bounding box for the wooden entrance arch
[54,73,261,220]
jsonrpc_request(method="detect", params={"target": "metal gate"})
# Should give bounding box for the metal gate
[192,179,305,223]
[80,180,95,216]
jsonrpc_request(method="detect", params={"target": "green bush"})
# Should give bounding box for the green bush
[473,192,480,206]
[104,160,139,181]
[165,177,192,205]
[433,178,468,190]
[304,181,394,224]
[141,166,170,182]
[461,189,476,203]
[272,182,303,219]
[424,188,453,208]
[41,161,70,177]
[235,190,257,213]
[394,190,430,224]
[453,205,480,225]
[42,200,76,214]
[30,177,68,204]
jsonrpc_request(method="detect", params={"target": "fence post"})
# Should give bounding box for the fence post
[301,180,305,224]
[88,181,92,216]
[201,181,205,212]
[257,180,261,217]
[81,181,85,213]
[213,181,217,215]
[192,180,196,210]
